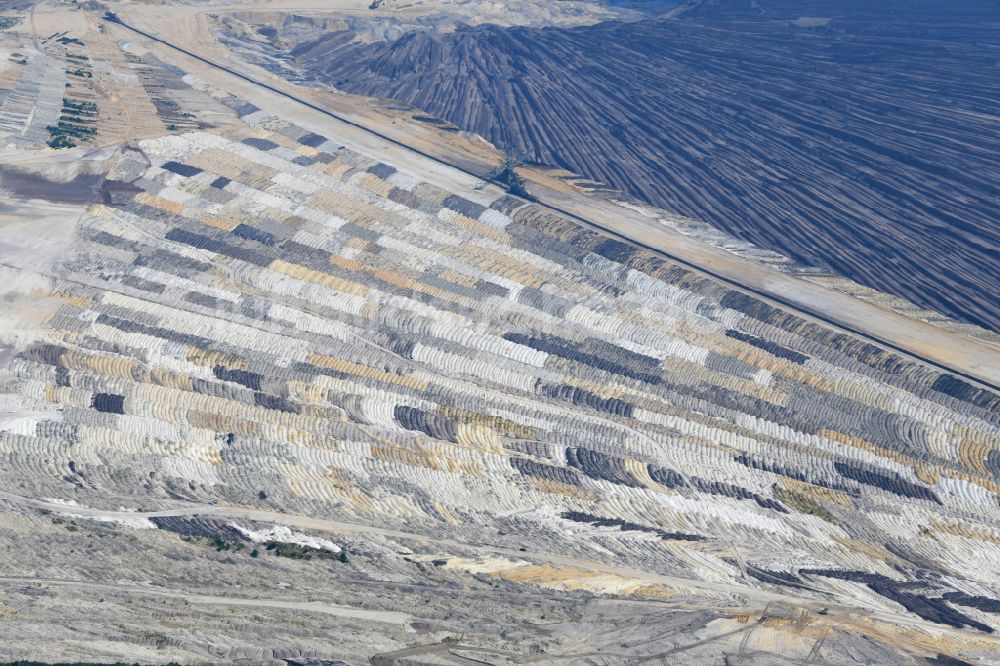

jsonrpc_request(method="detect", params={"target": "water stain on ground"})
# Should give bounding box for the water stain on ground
[0,166,104,205]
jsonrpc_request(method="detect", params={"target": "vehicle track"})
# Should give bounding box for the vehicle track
[4,482,1000,655]
[0,486,992,648]
[0,575,412,623]
[0,488,795,607]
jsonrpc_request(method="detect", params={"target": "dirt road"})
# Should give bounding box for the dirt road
[0,575,412,624]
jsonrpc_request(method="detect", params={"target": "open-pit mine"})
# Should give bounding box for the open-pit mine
[0,1,997,664]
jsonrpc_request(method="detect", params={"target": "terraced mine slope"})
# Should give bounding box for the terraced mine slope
[288,0,1000,332]
[0,2,998,663]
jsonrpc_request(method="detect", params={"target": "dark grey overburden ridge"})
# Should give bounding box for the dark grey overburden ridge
[290,0,1000,332]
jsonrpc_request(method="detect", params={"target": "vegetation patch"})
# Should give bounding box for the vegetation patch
[774,486,838,524]
[0,16,23,31]
[264,540,347,562]
[181,535,246,553]
[47,98,98,148]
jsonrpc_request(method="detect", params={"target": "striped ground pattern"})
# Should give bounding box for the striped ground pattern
[3,98,999,636]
